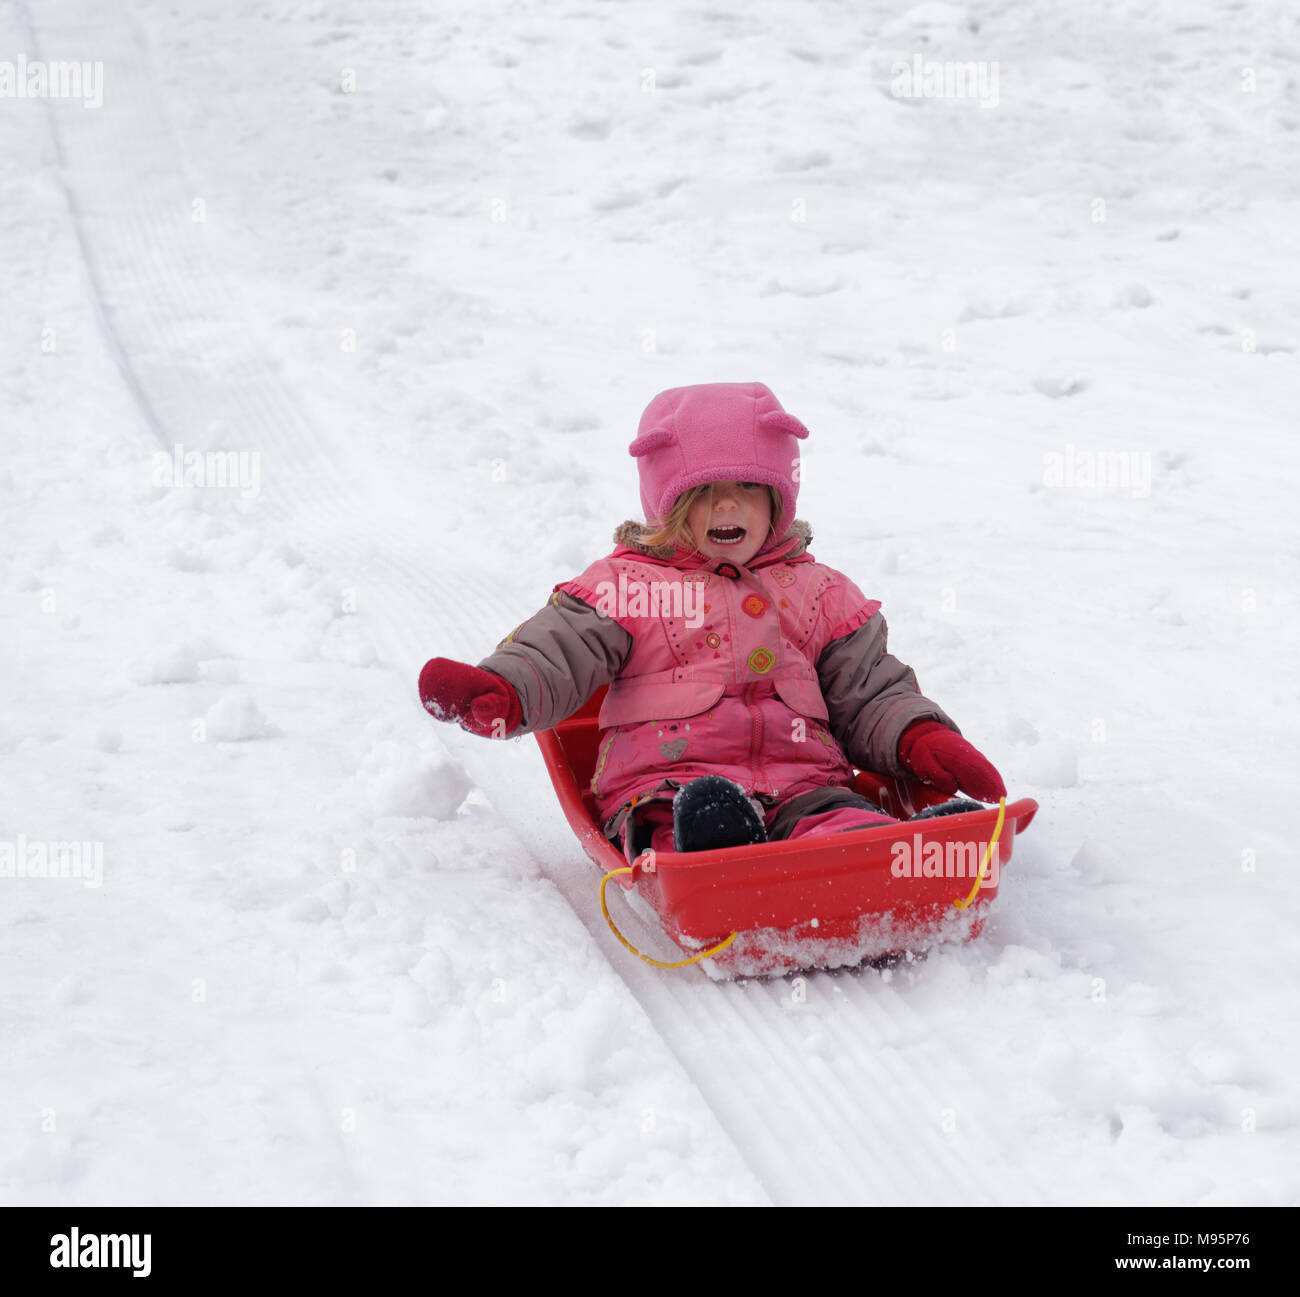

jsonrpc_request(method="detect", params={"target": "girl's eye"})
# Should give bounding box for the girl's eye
[740,481,760,491]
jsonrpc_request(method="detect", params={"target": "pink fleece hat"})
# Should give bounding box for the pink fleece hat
[630,382,809,528]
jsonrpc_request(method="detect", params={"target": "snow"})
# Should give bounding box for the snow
[2,0,1297,1205]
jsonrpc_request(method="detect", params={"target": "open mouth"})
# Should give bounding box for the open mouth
[707,525,746,546]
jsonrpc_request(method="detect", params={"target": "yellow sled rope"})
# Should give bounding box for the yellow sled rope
[953,797,1007,910]
[599,866,739,968]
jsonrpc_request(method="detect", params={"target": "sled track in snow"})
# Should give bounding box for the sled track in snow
[25,0,1047,1204]
[15,0,515,669]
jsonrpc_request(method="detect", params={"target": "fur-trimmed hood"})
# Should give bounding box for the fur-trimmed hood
[612,517,813,562]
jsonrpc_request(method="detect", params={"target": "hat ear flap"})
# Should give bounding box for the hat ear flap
[629,426,675,457]
[760,411,809,440]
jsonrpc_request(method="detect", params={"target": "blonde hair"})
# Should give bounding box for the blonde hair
[641,482,785,552]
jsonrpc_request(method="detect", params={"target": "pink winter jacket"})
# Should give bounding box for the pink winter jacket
[476,519,960,837]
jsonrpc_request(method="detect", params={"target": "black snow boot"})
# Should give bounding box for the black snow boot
[909,797,986,821]
[672,776,768,853]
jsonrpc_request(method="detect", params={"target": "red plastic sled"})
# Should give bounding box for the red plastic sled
[536,687,1038,979]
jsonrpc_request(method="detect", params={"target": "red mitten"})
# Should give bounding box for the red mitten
[898,720,1007,802]
[418,657,522,738]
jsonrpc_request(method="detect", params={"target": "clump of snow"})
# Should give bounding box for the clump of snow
[1114,282,1154,309]
[407,948,460,1010]
[1068,839,1122,884]
[1004,715,1040,745]
[203,693,271,741]
[358,740,472,819]
[1032,374,1091,399]
[93,725,122,753]
[1019,738,1079,788]
[126,644,201,685]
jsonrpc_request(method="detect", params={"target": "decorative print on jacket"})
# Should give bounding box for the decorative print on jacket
[555,545,884,821]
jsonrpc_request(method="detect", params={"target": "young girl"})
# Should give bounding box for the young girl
[418,382,1005,860]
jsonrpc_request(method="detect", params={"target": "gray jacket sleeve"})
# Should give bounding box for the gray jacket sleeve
[475,591,633,736]
[816,614,960,777]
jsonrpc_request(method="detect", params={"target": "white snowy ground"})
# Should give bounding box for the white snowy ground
[2,0,1297,1205]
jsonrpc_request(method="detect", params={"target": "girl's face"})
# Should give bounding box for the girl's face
[686,480,772,567]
